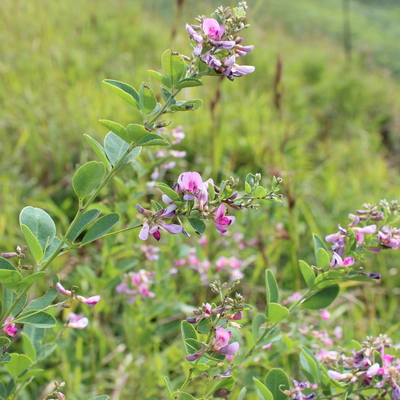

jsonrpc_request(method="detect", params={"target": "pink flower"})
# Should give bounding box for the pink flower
[3,317,18,337]
[202,18,225,40]
[328,370,353,381]
[212,326,240,358]
[138,284,155,298]
[76,295,101,306]
[212,204,235,233]
[329,252,354,268]
[56,282,72,296]
[66,313,89,329]
[177,171,203,200]
[137,204,183,241]
[318,309,331,321]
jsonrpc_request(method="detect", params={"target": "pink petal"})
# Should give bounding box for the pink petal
[56,282,72,296]
[138,222,150,241]
[219,342,240,356]
[76,295,101,306]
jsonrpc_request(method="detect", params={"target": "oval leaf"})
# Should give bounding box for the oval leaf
[5,354,32,377]
[301,284,340,310]
[136,133,170,147]
[104,132,142,166]
[266,270,279,304]
[14,312,57,328]
[98,120,128,142]
[20,225,44,263]
[175,78,203,90]
[80,213,120,246]
[157,183,181,201]
[126,124,149,143]
[265,368,291,400]
[316,247,330,270]
[68,209,102,241]
[17,272,45,292]
[139,83,157,116]
[0,258,23,290]
[181,320,198,355]
[253,378,273,400]
[72,161,106,200]
[84,134,111,170]
[20,207,56,252]
[187,218,206,235]
[299,260,315,288]
[267,303,289,323]
[161,49,186,86]
[102,79,139,109]
[148,70,172,88]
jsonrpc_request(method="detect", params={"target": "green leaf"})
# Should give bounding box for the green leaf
[0,381,6,398]
[196,318,211,334]
[104,132,142,166]
[265,368,290,400]
[267,303,289,323]
[314,270,347,289]
[238,388,247,400]
[252,314,267,342]
[148,70,172,88]
[164,376,173,397]
[43,237,63,262]
[181,320,198,355]
[72,161,106,200]
[84,134,111,170]
[187,218,206,235]
[313,233,327,253]
[5,354,32,377]
[14,312,57,328]
[126,124,149,143]
[212,377,235,397]
[23,325,44,351]
[170,99,203,112]
[80,213,120,246]
[21,333,36,361]
[17,368,43,383]
[0,259,23,290]
[20,206,56,252]
[17,272,45,292]
[68,209,101,241]
[103,79,139,109]
[316,247,330,270]
[161,49,186,86]
[171,392,194,400]
[175,78,203,90]
[301,284,340,310]
[151,200,163,212]
[24,275,58,315]
[254,186,267,198]
[20,225,43,263]
[88,397,109,400]
[299,260,316,288]
[185,338,202,353]
[300,347,320,383]
[136,133,170,147]
[157,183,181,202]
[266,270,279,304]
[98,119,127,141]
[253,378,273,400]
[3,286,27,316]
[0,353,12,366]
[139,83,157,116]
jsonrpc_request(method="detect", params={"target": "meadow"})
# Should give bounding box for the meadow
[1,0,400,399]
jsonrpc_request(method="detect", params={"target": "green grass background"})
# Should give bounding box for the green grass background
[1,0,400,398]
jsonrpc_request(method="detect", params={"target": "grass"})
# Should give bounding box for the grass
[1,0,400,398]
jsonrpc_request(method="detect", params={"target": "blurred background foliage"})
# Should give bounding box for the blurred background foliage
[1,0,400,398]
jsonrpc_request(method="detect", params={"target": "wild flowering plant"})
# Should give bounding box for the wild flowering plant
[0,2,399,399]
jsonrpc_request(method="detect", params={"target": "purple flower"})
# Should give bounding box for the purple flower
[212,326,240,358]
[3,317,18,337]
[327,370,353,381]
[202,18,225,40]
[177,171,203,200]
[66,313,89,329]
[212,204,235,234]
[56,282,72,296]
[137,204,183,241]
[329,252,354,268]
[76,295,101,306]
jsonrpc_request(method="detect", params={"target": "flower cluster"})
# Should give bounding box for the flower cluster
[186,2,255,80]
[282,381,316,400]
[137,171,281,242]
[324,201,400,276]
[116,269,155,304]
[184,281,246,364]
[56,282,101,306]
[3,316,18,337]
[324,335,400,399]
